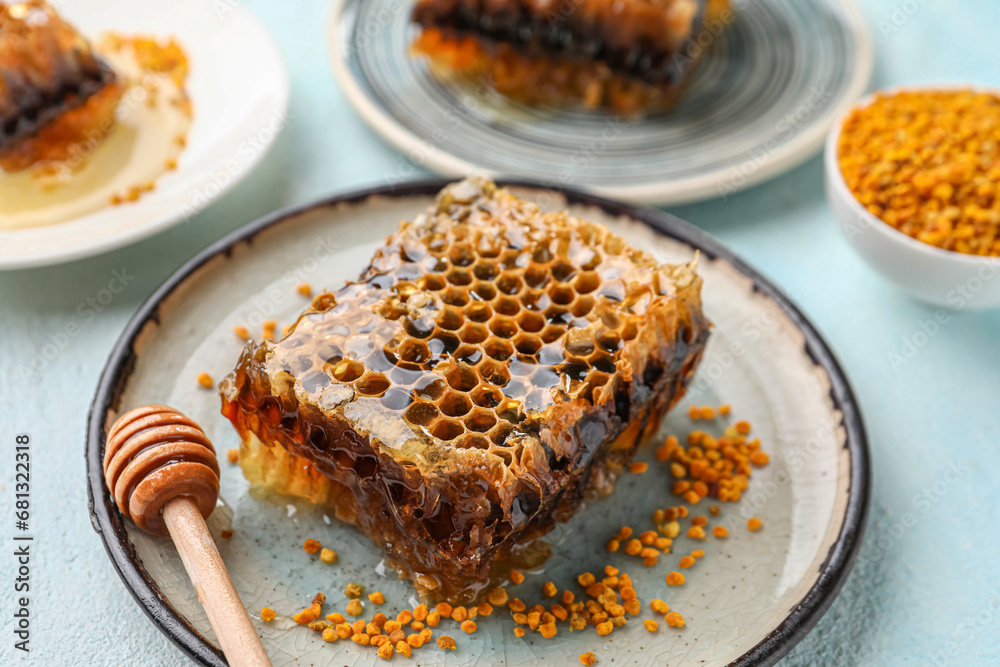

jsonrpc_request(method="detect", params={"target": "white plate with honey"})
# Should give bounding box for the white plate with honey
[0,0,289,270]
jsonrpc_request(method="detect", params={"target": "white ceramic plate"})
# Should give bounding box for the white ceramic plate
[88,181,869,666]
[0,0,289,270]
[327,0,873,206]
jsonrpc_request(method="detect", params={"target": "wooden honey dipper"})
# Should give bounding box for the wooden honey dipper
[104,404,271,667]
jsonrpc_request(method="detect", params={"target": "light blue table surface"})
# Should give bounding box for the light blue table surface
[2,0,999,664]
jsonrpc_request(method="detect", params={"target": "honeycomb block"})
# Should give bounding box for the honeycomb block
[410,0,731,112]
[221,178,710,604]
[0,1,122,170]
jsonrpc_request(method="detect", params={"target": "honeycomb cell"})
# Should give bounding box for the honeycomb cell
[572,295,595,318]
[332,359,365,382]
[517,311,545,333]
[473,281,498,301]
[471,384,504,408]
[381,387,413,410]
[478,359,511,387]
[488,420,515,446]
[446,364,479,392]
[465,301,493,322]
[356,372,391,396]
[413,376,448,401]
[428,332,461,357]
[574,271,600,294]
[438,391,472,417]
[489,316,518,339]
[448,243,475,266]
[473,260,498,280]
[540,324,566,344]
[494,295,520,316]
[454,344,483,365]
[482,337,513,361]
[524,264,549,288]
[550,260,576,283]
[459,322,489,344]
[598,330,622,352]
[457,433,490,449]
[405,401,440,426]
[548,283,576,306]
[564,328,595,357]
[519,289,547,311]
[430,418,464,441]
[590,352,616,374]
[513,334,542,355]
[464,408,497,433]
[496,272,523,295]
[446,267,472,286]
[437,306,465,331]
[399,338,431,364]
[442,287,470,306]
[418,274,447,291]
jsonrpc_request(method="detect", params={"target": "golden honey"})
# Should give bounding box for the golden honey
[221,178,709,604]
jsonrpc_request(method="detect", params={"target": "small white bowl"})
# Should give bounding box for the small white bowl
[825,88,1000,309]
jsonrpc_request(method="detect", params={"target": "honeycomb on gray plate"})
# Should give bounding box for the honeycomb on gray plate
[410,0,732,113]
[221,178,710,604]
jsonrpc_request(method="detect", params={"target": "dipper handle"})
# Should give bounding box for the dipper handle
[162,496,272,667]
[104,405,272,667]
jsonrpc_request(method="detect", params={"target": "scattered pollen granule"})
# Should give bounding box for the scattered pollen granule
[665,611,685,627]
[197,372,214,388]
[510,570,525,585]
[303,538,321,554]
[748,517,763,531]
[666,572,685,586]
[838,89,1000,257]
[437,635,457,650]
[713,526,729,538]
[514,627,526,637]
[260,608,276,623]
[320,548,338,564]
[461,620,477,633]
[644,619,659,632]
[226,448,238,464]
[345,583,364,598]
[345,599,363,616]
[580,652,597,666]
[261,319,277,340]
[543,581,558,597]
[297,283,312,297]
[233,325,250,340]
[630,461,649,474]
[368,591,385,604]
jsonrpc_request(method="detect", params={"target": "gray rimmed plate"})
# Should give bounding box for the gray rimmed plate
[327,0,873,206]
[87,180,869,666]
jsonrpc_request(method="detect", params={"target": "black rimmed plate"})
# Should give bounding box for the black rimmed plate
[87,180,869,666]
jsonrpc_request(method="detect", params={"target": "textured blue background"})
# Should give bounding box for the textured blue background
[2,0,999,664]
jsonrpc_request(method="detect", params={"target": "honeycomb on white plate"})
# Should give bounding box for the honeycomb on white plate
[222,177,710,604]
